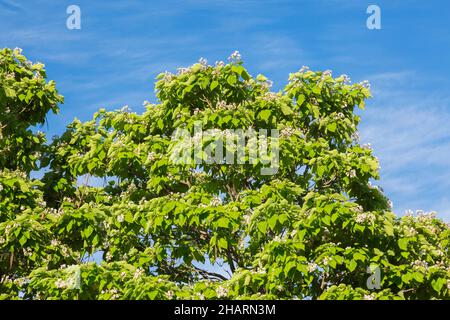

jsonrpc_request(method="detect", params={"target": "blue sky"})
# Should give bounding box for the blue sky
[1,0,450,221]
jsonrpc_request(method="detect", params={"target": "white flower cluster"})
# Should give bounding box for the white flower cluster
[363,293,376,300]
[14,277,30,287]
[120,105,132,113]
[215,60,225,68]
[47,207,64,218]
[105,252,113,261]
[133,268,145,279]
[355,212,376,224]
[348,169,357,178]
[210,196,223,207]
[351,131,360,142]
[100,288,120,300]
[260,79,273,91]
[322,70,332,78]
[13,47,23,55]
[307,262,318,273]
[299,66,310,73]
[55,278,67,289]
[261,92,278,101]
[216,286,228,298]
[361,143,372,151]
[416,210,437,222]
[228,50,241,63]
[360,80,371,89]
[412,260,428,269]
[340,74,351,84]
[280,127,296,138]
[61,245,71,258]
[217,100,238,111]
[243,213,252,225]
[4,72,15,80]
[404,226,418,237]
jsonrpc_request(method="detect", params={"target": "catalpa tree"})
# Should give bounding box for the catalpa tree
[0,48,449,300]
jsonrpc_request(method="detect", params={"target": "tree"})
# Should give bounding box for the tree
[0,48,449,300]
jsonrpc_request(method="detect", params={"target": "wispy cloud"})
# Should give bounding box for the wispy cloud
[0,0,22,13]
[360,71,450,220]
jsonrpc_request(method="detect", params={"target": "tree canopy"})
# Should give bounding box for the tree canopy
[0,48,449,300]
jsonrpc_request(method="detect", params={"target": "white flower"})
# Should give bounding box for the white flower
[228,50,241,62]
[388,200,393,209]
[412,260,428,269]
[210,196,223,207]
[55,279,67,289]
[216,286,228,298]
[198,57,208,65]
[362,143,372,151]
[299,66,310,73]
[322,70,332,77]
[341,74,351,84]
[361,80,371,89]
[280,127,295,138]
[307,262,318,273]
[105,252,113,261]
[177,67,189,75]
[133,268,145,279]
[404,226,417,237]
[215,60,225,68]
[120,105,131,113]
[243,213,251,225]
[197,293,205,300]
[51,239,60,247]
[117,214,125,223]
[166,290,174,299]
[355,212,376,224]
[363,293,375,300]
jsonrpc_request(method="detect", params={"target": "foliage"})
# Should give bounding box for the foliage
[0,49,449,300]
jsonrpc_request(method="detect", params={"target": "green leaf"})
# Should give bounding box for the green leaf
[384,221,394,236]
[347,259,357,272]
[280,104,293,116]
[327,122,337,132]
[125,211,134,223]
[256,74,267,82]
[268,215,278,230]
[216,217,230,228]
[210,80,219,91]
[218,238,228,249]
[85,225,94,238]
[257,221,267,234]
[19,235,28,246]
[412,272,424,283]
[259,110,271,122]
[398,238,409,251]
[227,75,237,86]
[3,87,16,98]
[353,252,366,262]
[431,278,445,293]
[296,94,305,106]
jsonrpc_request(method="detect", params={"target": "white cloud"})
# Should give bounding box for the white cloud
[360,70,450,221]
